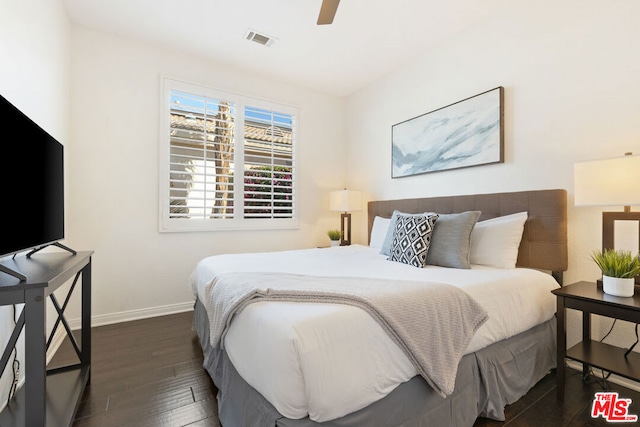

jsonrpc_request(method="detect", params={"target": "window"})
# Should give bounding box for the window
[159,79,298,232]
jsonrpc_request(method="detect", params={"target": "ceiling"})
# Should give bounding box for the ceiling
[63,0,505,97]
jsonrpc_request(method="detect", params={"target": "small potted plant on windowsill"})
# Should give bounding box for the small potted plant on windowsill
[591,249,640,297]
[327,229,342,247]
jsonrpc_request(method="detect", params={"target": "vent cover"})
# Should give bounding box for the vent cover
[245,29,276,47]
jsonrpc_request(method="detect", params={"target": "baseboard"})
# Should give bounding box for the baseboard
[48,300,195,331]
[86,301,195,328]
[566,360,640,393]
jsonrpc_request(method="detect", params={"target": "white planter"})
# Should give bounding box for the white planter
[330,240,340,247]
[602,275,635,297]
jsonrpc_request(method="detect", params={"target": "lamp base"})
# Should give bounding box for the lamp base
[340,212,352,246]
[602,210,640,261]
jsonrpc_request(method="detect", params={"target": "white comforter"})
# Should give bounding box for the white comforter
[190,245,559,422]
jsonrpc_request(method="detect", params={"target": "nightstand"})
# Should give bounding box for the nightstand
[552,281,640,401]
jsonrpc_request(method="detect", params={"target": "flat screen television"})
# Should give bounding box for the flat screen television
[0,93,66,263]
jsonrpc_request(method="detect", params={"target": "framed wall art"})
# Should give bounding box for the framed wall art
[392,86,504,178]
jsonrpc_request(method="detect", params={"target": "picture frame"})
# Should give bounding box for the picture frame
[391,86,504,178]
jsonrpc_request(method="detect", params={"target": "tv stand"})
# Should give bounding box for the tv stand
[0,251,93,426]
[27,242,77,258]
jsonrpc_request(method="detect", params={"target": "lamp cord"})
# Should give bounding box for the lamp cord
[583,319,639,388]
[601,318,616,342]
[624,324,639,358]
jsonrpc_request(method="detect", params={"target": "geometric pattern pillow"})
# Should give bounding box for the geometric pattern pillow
[388,213,438,268]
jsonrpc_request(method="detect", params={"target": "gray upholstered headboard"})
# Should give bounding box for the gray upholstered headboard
[368,189,568,283]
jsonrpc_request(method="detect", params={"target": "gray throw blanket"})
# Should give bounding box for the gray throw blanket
[204,272,488,397]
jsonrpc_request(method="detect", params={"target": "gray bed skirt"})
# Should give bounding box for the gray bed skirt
[193,299,556,427]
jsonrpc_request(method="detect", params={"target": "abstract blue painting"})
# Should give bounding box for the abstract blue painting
[392,87,504,178]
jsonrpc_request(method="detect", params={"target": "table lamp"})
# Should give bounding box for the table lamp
[574,152,640,285]
[329,189,361,246]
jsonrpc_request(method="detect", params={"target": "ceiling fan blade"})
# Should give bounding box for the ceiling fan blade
[317,0,340,25]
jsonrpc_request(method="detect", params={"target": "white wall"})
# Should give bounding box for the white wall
[66,26,347,323]
[0,0,71,409]
[346,0,640,353]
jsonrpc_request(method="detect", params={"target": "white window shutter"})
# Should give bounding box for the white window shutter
[243,106,295,219]
[160,79,298,232]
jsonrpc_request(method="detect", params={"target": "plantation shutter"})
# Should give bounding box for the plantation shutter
[168,91,235,220]
[161,78,299,232]
[243,106,295,219]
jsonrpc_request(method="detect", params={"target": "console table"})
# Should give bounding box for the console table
[553,280,640,401]
[0,251,93,426]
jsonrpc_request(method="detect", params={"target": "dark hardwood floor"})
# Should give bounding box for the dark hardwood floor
[49,311,219,426]
[49,312,640,426]
[474,368,640,427]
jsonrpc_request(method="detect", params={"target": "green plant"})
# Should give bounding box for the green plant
[327,229,342,241]
[591,249,640,278]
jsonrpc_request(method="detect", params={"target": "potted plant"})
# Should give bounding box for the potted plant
[327,229,342,247]
[591,249,640,297]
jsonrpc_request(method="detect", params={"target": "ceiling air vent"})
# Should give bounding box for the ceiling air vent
[245,29,276,47]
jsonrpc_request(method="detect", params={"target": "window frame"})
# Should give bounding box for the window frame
[159,78,299,232]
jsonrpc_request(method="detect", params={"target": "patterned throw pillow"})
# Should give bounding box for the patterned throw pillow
[389,213,438,267]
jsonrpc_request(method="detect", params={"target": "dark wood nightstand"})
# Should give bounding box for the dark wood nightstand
[553,281,640,400]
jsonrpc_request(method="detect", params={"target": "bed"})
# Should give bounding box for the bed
[190,188,568,426]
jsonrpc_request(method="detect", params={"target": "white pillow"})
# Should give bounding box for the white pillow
[469,212,528,269]
[369,216,390,249]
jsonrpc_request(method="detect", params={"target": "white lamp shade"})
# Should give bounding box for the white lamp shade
[574,155,640,207]
[329,189,362,212]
